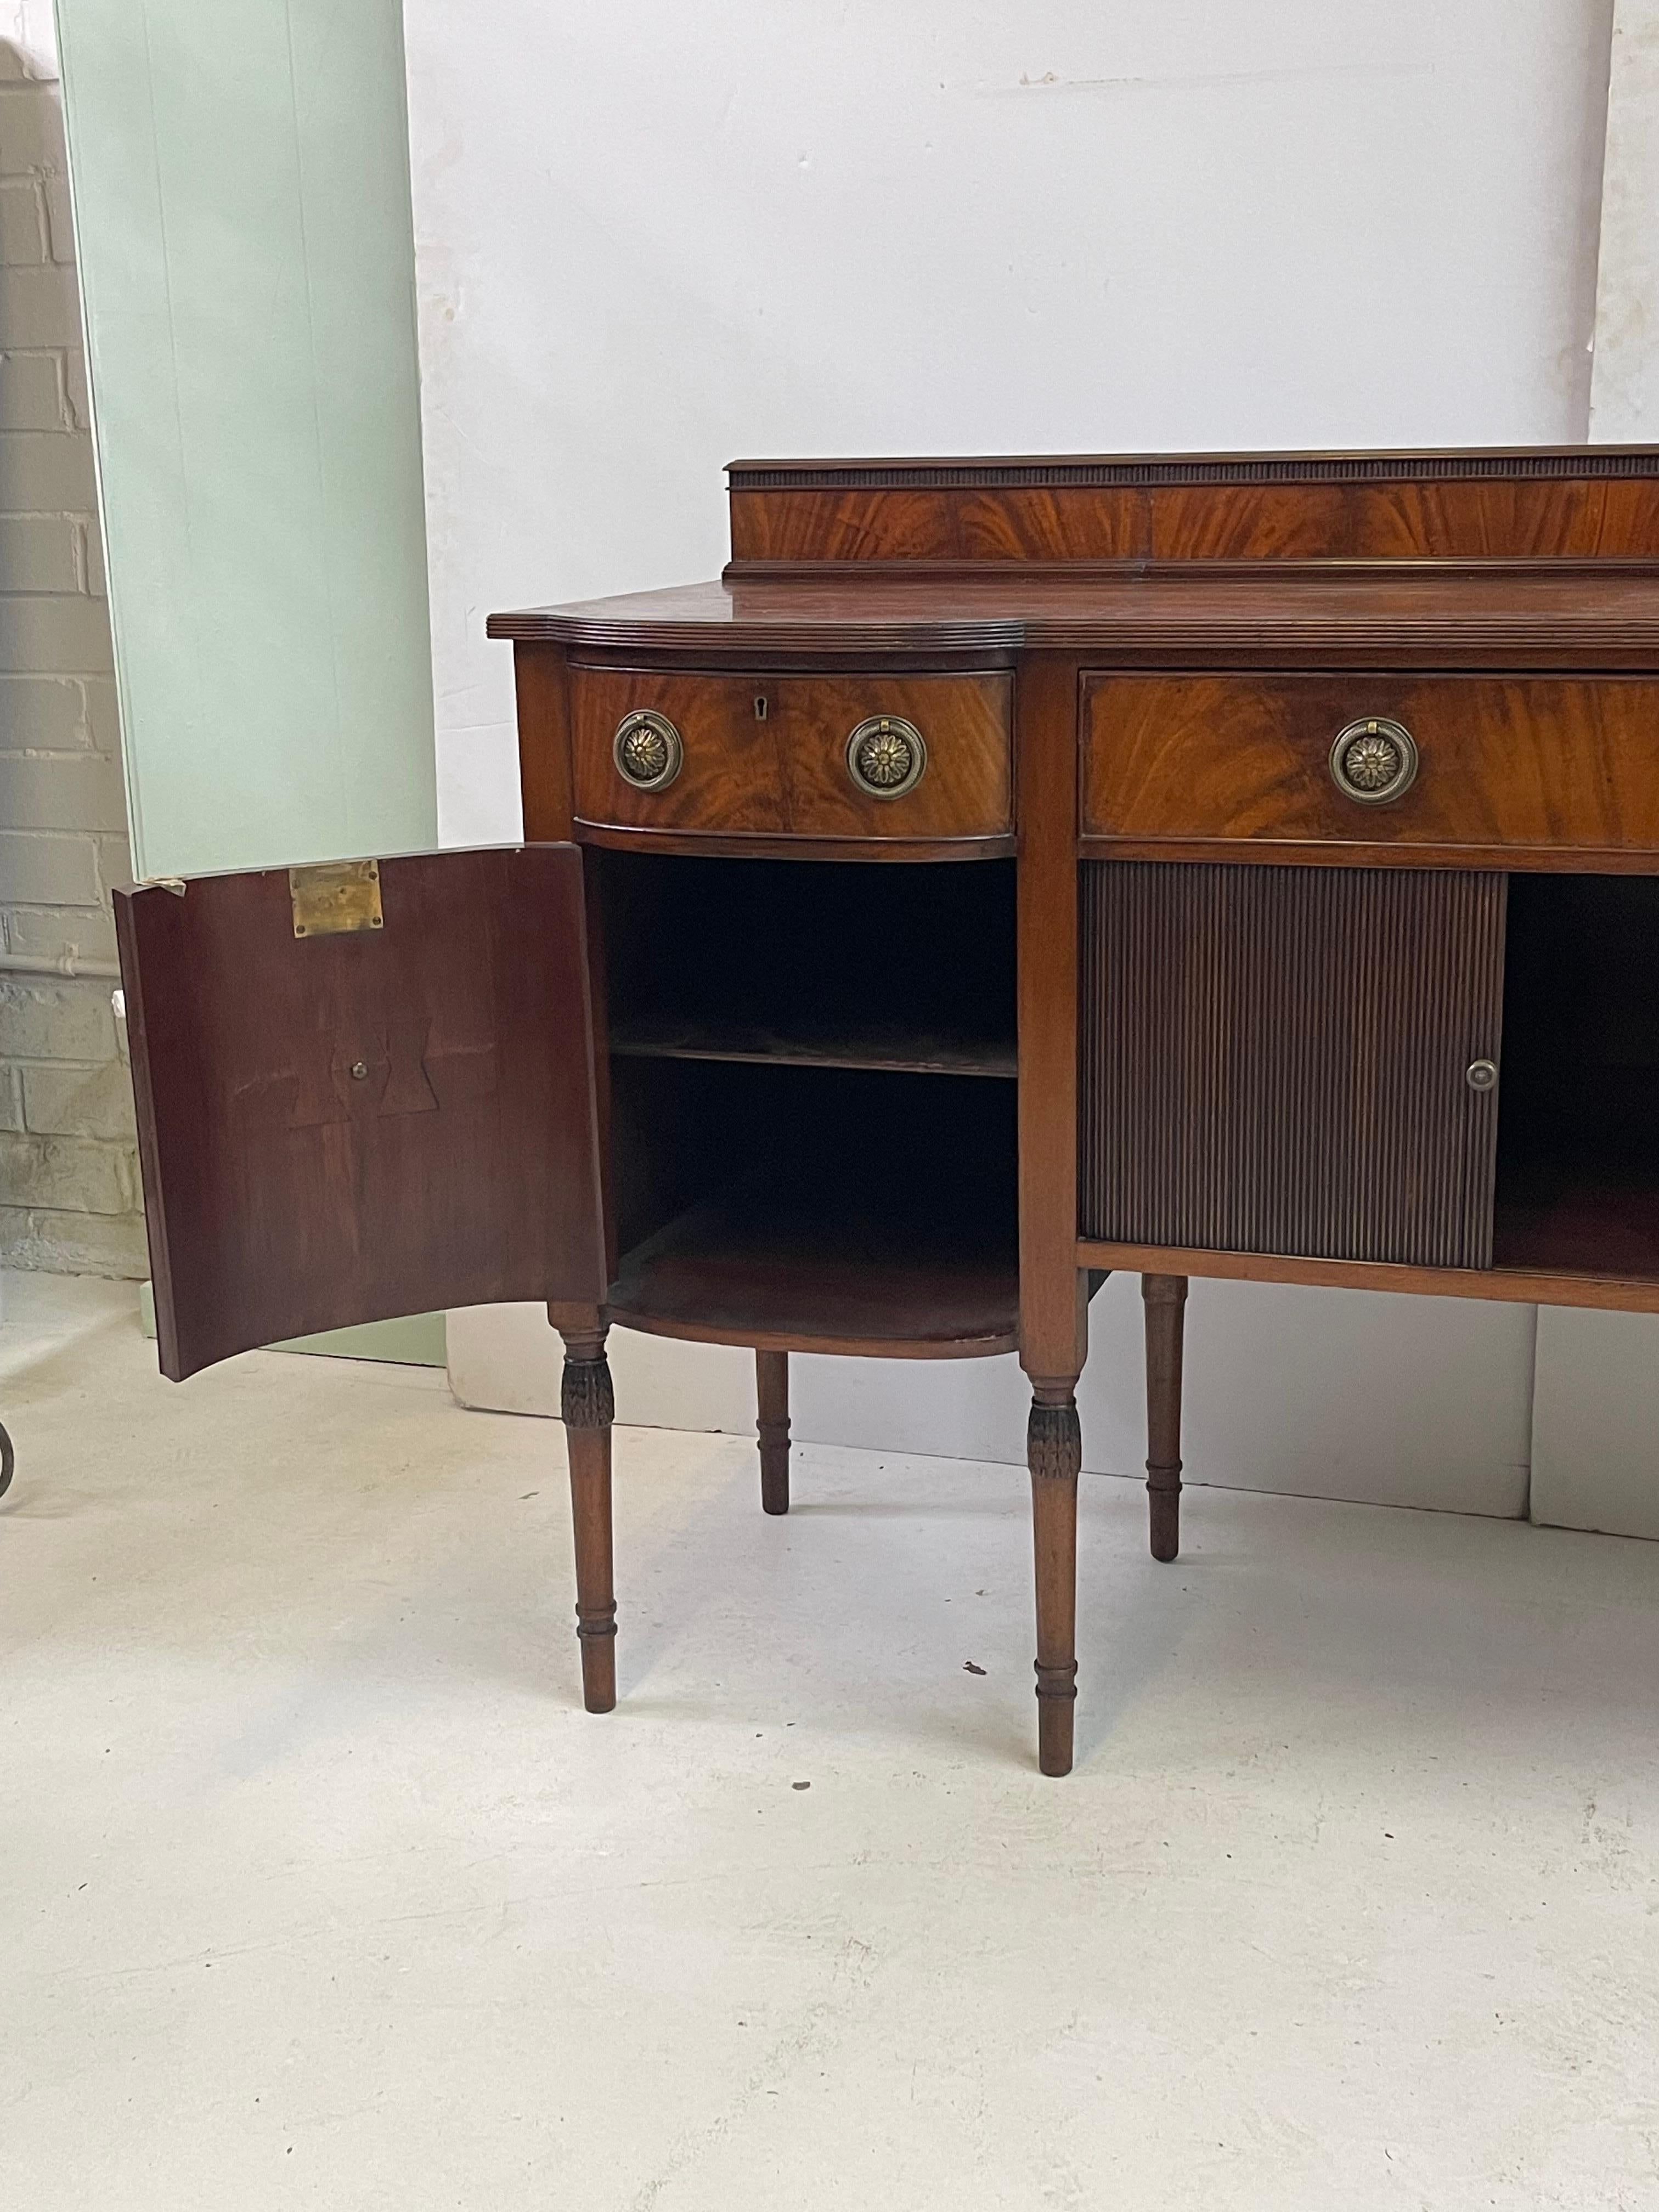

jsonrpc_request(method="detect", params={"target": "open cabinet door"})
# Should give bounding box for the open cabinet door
[114,845,607,1381]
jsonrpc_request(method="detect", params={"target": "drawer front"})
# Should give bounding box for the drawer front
[1080,860,1508,1268]
[570,669,1012,844]
[1082,675,1659,860]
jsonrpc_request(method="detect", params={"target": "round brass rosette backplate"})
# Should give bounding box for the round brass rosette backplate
[1329,716,1419,805]
[613,708,684,792]
[846,715,927,799]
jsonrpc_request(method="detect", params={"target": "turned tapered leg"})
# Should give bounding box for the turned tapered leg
[1028,1389,1082,1777]
[756,1348,790,1515]
[1142,1274,1188,1564]
[559,1327,617,1713]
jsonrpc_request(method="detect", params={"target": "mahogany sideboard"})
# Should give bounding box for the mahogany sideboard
[115,447,1659,1776]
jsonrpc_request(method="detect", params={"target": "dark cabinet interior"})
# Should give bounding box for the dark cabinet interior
[596,851,1017,1079]
[593,853,1019,1351]
[1494,873,1659,1278]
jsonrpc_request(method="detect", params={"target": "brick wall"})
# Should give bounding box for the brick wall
[0,47,144,1278]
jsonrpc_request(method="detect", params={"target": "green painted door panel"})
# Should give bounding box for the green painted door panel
[58,0,444,1363]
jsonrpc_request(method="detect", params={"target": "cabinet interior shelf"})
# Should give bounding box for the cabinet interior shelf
[606,1053,1018,1357]
[608,1172,1019,1357]
[596,849,1020,1345]
[1494,1177,1659,1279]
[608,1017,1016,1080]
[595,847,1017,1091]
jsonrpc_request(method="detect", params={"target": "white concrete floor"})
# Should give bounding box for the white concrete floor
[3,1272,1658,2211]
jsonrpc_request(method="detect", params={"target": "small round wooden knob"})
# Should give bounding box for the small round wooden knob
[1466,1059,1498,1093]
[613,708,683,792]
[847,715,927,799]
[1330,716,1418,805]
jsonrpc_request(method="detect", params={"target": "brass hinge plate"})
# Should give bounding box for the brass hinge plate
[290,859,385,940]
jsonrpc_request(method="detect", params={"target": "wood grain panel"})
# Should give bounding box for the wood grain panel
[958,488,1142,562]
[1075,1237,1659,1317]
[1079,862,1506,1268]
[728,487,1146,564]
[726,489,966,563]
[1016,654,1089,1387]
[775,674,1010,837]
[512,643,575,838]
[115,847,608,1381]
[571,670,786,834]
[569,667,1011,844]
[1342,478,1659,563]
[1083,676,1659,859]
[1144,478,1659,562]
[725,450,1659,567]
[1144,485,1350,561]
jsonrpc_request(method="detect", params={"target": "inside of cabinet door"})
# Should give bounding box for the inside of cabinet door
[116,844,607,1381]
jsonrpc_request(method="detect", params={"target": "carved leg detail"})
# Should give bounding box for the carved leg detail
[560,1329,617,1714]
[1142,1274,1188,1564]
[757,1349,790,1516]
[1029,1392,1082,1778]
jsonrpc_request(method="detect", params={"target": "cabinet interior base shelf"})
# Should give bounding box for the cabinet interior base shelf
[1493,1176,1659,1280]
[608,1180,1019,1358]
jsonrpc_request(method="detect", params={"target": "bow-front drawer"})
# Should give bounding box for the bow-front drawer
[1082,675,1659,865]
[569,668,1012,849]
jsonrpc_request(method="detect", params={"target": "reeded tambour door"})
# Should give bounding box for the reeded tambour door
[1079,861,1508,1268]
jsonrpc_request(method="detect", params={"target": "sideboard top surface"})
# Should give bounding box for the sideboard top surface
[488,568,1659,667]
[489,446,1659,665]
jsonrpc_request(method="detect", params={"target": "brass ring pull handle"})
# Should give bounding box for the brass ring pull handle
[847,714,927,799]
[613,708,683,792]
[1330,716,1418,804]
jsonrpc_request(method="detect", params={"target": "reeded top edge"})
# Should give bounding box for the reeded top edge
[726,446,1659,491]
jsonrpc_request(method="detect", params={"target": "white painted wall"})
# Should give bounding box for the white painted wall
[1590,0,1659,438]
[411,2,1612,1509]
[3,3,54,75]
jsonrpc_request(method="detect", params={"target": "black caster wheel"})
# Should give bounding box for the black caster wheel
[0,1421,13,1499]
